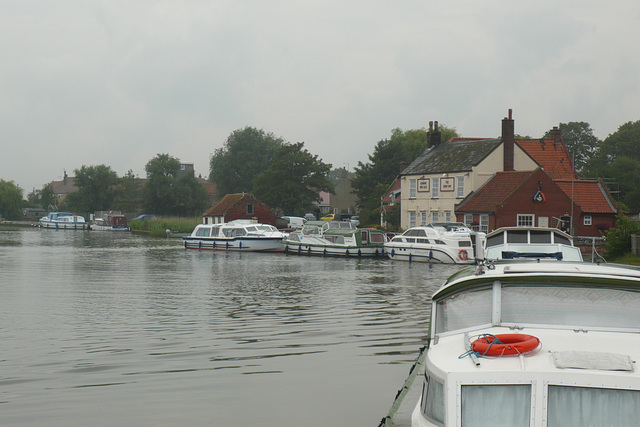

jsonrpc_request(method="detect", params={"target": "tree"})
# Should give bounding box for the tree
[40,183,56,211]
[0,180,23,220]
[173,171,208,216]
[143,154,181,215]
[352,125,459,224]
[209,127,284,196]
[60,165,118,213]
[113,170,143,213]
[544,122,600,174]
[586,120,640,212]
[253,142,333,215]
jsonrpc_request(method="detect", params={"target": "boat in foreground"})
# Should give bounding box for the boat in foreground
[90,213,130,231]
[183,220,286,252]
[39,212,88,230]
[283,220,387,257]
[384,223,485,264]
[412,254,640,425]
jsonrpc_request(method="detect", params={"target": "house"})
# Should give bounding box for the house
[399,112,538,229]
[316,168,358,217]
[454,168,617,236]
[379,177,401,228]
[49,171,78,203]
[202,193,276,225]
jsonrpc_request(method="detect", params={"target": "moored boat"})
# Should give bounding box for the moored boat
[384,223,485,264]
[39,212,88,230]
[484,226,583,261]
[90,213,130,231]
[411,257,640,426]
[283,220,387,257]
[183,220,286,252]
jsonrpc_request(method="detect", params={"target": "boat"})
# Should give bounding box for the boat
[283,220,387,257]
[384,222,485,264]
[411,248,640,425]
[39,212,88,230]
[90,213,130,231]
[484,226,583,261]
[182,219,286,252]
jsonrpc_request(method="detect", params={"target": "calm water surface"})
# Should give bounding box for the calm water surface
[0,227,460,426]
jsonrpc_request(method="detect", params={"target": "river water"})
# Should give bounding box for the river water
[0,226,460,426]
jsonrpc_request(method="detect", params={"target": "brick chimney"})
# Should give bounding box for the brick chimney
[502,109,515,171]
[549,126,562,147]
[429,120,442,147]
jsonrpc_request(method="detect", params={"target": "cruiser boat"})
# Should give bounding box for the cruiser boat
[183,220,286,252]
[411,252,640,425]
[384,223,485,264]
[39,212,88,230]
[484,227,583,262]
[90,213,130,231]
[283,220,387,257]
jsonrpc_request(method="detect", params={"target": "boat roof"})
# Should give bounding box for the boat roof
[434,261,640,301]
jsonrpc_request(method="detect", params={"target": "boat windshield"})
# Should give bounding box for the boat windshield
[435,282,640,334]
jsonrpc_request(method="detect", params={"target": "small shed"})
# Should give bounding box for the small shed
[202,193,276,226]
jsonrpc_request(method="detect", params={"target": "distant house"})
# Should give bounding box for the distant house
[202,193,276,225]
[454,168,618,236]
[317,168,357,216]
[49,171,78,203]
[380,177,401,228]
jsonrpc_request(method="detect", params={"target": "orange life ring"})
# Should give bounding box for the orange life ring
[458,249,468,260]
[471,334,539,356]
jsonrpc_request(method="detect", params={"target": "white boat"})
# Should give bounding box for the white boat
[90,213,130,231]
[183,220,286,252]
[484,227,583,262]
[283,220,387,257]
[39,212,88,230]
[384,223,485,264]
[411,257,640,425]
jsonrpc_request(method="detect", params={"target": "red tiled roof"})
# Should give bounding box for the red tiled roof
[555,180,617,214]
[456,171,534,212]
[203,193,246,216]
[516,139,578,180]
[381,178,401,203]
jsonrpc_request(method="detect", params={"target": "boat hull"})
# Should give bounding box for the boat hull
[384,244,472,264]
[39,221,88,230]
[90,224,130,231]
[284,241,385,257]
[183,236,285,253]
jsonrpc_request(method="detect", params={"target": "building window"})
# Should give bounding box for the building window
[444,211,451,223]
[431,211,439,223]
[432,178,440,199]
[480,214,489,233]
[464,214,473,226]
[409,211,416,228]
[409,179,417,199]
[247,204,254,215]
[517,214,534,227]
[584,215,592,226]
[420,211,427,226]
[457,176,465,198]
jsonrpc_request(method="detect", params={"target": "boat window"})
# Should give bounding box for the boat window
[325,235,336,243]
[370,233,385,243]
[530,231,552,243]
[335,236,345,244]
[420,373,444,424]
[406,229,427,237]
[434,239,445,245]
[502,285,640,330]
[195,227,210,237]
[461,384,531,426]
[361,231,368,244]
[553,233,571,245]
[547,385,640,426]
[406,238,416,243]
[288,233,300,242]
[246,226,257,232]
[458,241,471,247]
[416,238,429,244]
[507,230,529,243]
[486,234,503,248]
[435,287,493,333]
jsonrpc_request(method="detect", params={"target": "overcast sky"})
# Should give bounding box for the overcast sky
[2,1,639,193]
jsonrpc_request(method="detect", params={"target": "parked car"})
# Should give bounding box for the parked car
[321,213,335,221]
[134,214,155,221]
[304,213,316,221]
[350,216,360,226]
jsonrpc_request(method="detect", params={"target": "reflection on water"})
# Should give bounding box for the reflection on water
[0,227,460,426]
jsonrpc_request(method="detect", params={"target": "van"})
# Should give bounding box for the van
[282,216,306,229]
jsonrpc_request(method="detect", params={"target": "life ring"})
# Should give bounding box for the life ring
[459,249,469,260]
[472,334,539,356]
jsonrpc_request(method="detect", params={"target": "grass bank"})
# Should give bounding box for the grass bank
[130,217,200,238]
[607,254,640,266]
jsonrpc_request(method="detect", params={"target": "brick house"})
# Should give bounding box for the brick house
[454,168,618,236]
[202,193,276,226]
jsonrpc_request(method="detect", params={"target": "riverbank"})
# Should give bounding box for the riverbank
[129,216,200,237]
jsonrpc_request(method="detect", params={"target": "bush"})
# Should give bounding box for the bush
[604,214,640,258]
[130,217,201,237]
